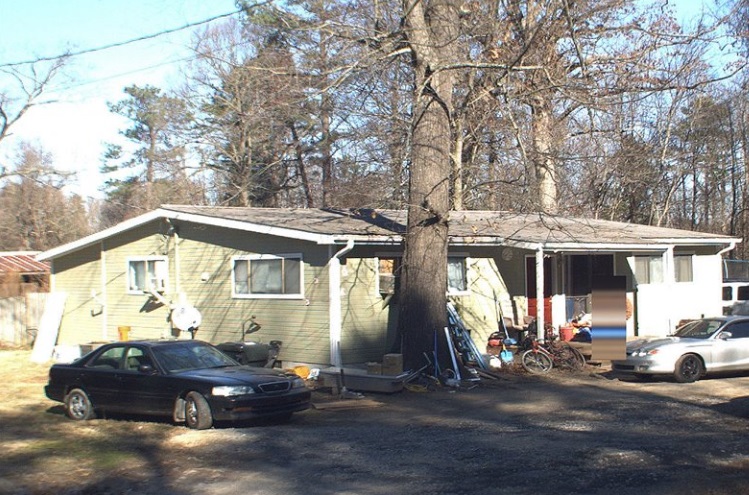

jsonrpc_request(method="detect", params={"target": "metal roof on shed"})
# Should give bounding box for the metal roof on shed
[0,252,50,273]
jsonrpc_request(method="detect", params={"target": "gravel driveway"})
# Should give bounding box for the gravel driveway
[3,350,749,495]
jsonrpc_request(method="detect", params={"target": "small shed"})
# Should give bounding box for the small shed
[0,252,50,297]
[0,252,49,347]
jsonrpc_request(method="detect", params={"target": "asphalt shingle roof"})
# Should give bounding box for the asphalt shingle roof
[160,205,736,246]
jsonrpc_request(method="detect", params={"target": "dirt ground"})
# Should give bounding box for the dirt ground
[3,348,749,495]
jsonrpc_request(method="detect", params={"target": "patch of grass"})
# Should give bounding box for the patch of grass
[29,438,141,469]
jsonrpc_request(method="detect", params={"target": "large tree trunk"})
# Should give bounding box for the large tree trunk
[397,0,457,371]
[531,99,558,214]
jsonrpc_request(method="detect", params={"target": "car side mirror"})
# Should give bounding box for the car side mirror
[719,332,732,340]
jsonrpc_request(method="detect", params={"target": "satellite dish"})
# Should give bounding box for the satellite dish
[171,305,202,331]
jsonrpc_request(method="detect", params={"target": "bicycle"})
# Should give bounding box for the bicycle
[520,336,586,374]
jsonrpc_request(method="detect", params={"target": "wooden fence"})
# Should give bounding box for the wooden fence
[0,293,48,347]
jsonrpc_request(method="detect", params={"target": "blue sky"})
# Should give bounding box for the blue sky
[0,0,238,199]
[0,0,715,201]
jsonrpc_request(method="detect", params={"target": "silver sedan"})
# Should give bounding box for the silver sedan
[611,316,749,383]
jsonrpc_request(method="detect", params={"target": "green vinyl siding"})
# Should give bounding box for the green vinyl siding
[339,257,394,363]
[51,221,334,365]
[338,252,512,364]
[165,223,332,365]
[49,219,514,367]
[105,225,174,340]
[53,244,103,346]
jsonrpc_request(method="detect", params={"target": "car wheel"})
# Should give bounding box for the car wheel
[64,388,95,421]
[674,354,704,383]
[185,392,213,430]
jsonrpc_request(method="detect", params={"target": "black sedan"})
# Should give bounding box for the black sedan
[45,339,311,429]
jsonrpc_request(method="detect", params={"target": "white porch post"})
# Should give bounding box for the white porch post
[328,240,354,367]
[664,246,675,332]
[536,247,545,342]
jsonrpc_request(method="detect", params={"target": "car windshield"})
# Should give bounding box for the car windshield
[151,342,239,373]
[673,319,724,339]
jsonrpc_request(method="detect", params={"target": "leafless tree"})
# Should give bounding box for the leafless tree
[0,143,90,251]
[0,57,68,177]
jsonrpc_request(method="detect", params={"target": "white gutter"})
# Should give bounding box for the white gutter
[329,239,355,367]
[718,241,738,256]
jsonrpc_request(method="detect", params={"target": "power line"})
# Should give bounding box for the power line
[0,9,243,69]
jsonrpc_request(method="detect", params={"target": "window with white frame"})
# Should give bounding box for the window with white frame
[633,255,663,285]
[376,255,468,295]
[233,254,302,297]
[128,257,168,293]
[447,256,468,293]
[674,254,693,282]
[378,257,400,295]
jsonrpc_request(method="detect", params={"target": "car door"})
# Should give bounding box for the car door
[711,321,749,372]
[80,345,127,409]
[116,345,178,416]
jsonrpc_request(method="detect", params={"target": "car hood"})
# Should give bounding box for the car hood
[176,366,292,385]
[626,336,709,352]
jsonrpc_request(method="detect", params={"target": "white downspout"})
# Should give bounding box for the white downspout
[329,239,355,367]
[172,225,181,295]
[718,241,737,257]
[101,241,107,341]
[536,246,545,342]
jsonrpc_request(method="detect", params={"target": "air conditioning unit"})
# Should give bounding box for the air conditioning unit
[149,276,167,293]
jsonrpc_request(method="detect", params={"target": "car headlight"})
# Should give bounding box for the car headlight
[291,377,307,389]
[632,349,659,357]
[212,385,255,397]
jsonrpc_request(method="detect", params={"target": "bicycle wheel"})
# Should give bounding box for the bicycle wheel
[568,345,586,371]
[521,350,553,374]
[554,345,585,371]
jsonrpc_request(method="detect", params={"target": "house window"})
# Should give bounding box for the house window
[634,255,663,284]
[376,256,468,295]
[233,254,302,298]
[447,257,468,293]
[674,255,693,283]
[128,257,168,293]
[378,257,400,295]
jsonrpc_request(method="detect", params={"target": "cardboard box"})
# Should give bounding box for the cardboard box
[382,353,403,375]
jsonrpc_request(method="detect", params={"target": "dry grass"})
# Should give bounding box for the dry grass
[0,349,183,494]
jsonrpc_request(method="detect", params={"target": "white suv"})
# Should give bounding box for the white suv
[722,282,749,315]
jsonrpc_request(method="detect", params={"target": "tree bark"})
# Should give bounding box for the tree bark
[531,99,558,214]
[397,0,457,370]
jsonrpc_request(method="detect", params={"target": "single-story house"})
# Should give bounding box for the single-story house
[37,206,741,368]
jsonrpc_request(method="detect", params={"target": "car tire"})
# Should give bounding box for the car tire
[674,354,704,383]
[185,391,213,430]
[64,388,95,421]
